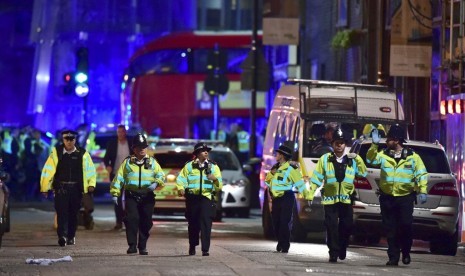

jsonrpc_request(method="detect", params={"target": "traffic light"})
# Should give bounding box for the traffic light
[63,72,75,95]
[204,45,229,96]
[75,47,89,97]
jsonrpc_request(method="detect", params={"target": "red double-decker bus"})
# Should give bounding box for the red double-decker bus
[121,31,268,138]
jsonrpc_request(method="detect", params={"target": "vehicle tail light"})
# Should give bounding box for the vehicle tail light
[354,177,372,190]
[428,182,459,197]
[259,171,265,181]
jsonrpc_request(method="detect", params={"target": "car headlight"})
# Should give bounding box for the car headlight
[166,174,176,182]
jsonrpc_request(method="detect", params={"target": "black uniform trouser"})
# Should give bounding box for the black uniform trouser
[379,193,415,262]
[110,173,124,225]
[271,191,295,251]
[54,185,82,240]
[124,191,155,250]
[324,203,353,258]
[185,194,213,252]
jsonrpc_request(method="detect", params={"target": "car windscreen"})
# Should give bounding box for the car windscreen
[303,121,363,158]
[209,151,240,170]
[358,143,451,174]
[154,153,192,168]
[94,133,116,149]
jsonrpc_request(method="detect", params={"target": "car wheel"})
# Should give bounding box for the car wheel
[262,192,274,240]
[213,210,223,222]
[4,204,10,233]
[291,203,307,242]
[0,219,4,247]
[430,227,458,256]
[352,234,366,244]
[366,234,381,245]
[224,209,235,217]
[236,207,250,218]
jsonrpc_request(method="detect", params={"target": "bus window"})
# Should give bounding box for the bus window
[129,49,189,76]
[193,48,249,74]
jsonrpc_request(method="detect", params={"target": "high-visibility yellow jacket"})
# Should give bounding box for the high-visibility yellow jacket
[237,130,250,152]
[40,146,96,193]
[366,144,428,196]
[110,155,165,198]
[265,161,306,198]
[176,159,223,200]
[210,130,227,142]
[308,153,367,204]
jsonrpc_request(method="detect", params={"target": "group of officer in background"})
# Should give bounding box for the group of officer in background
[0,126,50,201]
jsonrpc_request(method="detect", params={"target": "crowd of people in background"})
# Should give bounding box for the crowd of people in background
[0,125,51,201]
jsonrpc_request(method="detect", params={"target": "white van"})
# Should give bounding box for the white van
[260,79,406,241]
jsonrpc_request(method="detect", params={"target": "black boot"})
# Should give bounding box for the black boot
[402,253,411,265]
[338,250,346,260]
[127,245,137,254]
[189,245,196,255]
[58,237,67,247]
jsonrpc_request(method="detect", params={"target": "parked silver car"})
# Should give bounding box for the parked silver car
[209,147,251,218]
[350,138,460,256]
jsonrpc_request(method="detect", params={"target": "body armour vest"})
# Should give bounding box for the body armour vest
[55,146,84,184]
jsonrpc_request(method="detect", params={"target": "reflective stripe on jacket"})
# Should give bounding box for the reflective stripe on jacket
[309,153,367,205]
[176,160,223,200]
[40,147,96,193]
[265,162,306,198]
[237,131,250,152]
[110,155,165,197]
[366,144,428,196]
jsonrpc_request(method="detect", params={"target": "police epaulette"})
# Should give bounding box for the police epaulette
[288,161,298,169]
[404,147,414,157]
[327,153,336,163]
[207,159,217,165]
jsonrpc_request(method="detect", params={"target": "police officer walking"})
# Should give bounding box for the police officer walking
[176,143,223,256]
[307,128,367,262]
[40,130,97,246]
[265,144,307,253]
[110,133,165,255]
[369,124,428,266]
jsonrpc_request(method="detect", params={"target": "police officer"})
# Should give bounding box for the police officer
[236,123,250,164]
[307,128,367,262]
[110,133,165,255]
[369,124,428,266]
[40,130,96,246]
[265,144,307,253]
[176,143,223,256]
